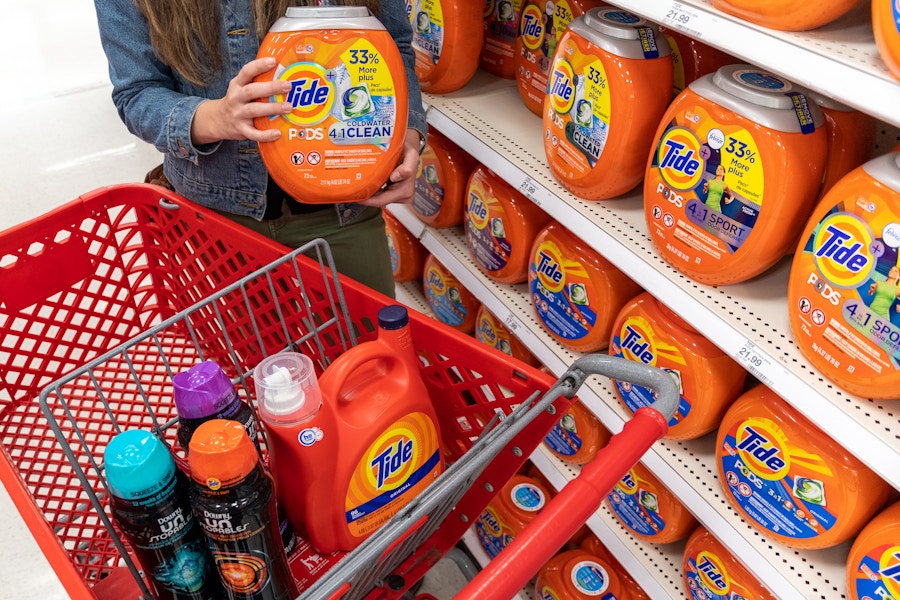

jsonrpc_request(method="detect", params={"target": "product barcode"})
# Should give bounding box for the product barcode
[736,341,774,386]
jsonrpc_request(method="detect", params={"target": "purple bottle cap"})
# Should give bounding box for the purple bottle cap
[172,361,237,419]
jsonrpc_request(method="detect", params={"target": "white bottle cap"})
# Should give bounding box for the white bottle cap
[253,352,322,425]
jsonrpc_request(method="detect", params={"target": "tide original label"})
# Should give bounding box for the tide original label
[684,550,754,600]
[413,144,445,218]
[475,308,515,356]
[345,412,441,537]
[851,543,900,599]
[529,238,598,343]
[646,106,765,262]
[465,181,512,274]
[607,467,667,538]
[408,0,445,77]
[609,316,691,428]
[423,261,469,328]
[718,417,837,541]
[544,40,612,180]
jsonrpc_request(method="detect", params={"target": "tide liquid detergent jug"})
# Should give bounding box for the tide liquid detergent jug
[846,501,900,600]
[535,549,634,599]
[542,8,673,200]
[474,303,540,366]
[482,0,524,79]
[609,292,747,440]
[528,221,642,352]
[710,0,861,31]
[422,253,479,332]
[465,164,551,284]
[873,0,900,82]
[645,64,828,285]
[407,0,483,94]
[809,92,876,199]
[682,527,775,600]
[384,209,427,282]
[252,305,444,553]
[255,7,407,204]
[412,129,478,228]
[515,0,599,116]
[787,152,900,399]
[606,461,698,544]
[542,399,610,466]
[658,26,735,96]
[579,534,651,600]
[476,473,551,558]
[716,385,891,550]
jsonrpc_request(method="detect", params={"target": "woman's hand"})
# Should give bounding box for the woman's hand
[191,57,293,145]
[359,129,423,208]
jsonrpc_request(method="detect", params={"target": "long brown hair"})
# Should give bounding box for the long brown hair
[132,0,382,86]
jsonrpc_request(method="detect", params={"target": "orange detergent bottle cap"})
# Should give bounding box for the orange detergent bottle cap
[683,526,776,599]
[710,0,862,31]
[465,165,551,284]
[422,253,479,333]
[542,399,610,466]
[188,419,259,489]
[788,152,900,398]
[412,129,478,228]
[659,26,736,96]
[528,221,642,352]
[535,549,632,599]
[476,474,550,558]
[409,0,483,94]
[873,0,900,82]
[474,304,540,366]
[481,0,523,79]
[716,385,891,549]
[645,64,828,285]
[609,292,746,440]
[846,500,900,600]
[542,7,674,200]
[606,459,698,544]
[254,7,408,204]
[384,210,427,282]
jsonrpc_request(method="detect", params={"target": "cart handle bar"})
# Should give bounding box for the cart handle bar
[455,354,679,600]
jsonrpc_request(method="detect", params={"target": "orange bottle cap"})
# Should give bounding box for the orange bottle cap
[188,419,259,490]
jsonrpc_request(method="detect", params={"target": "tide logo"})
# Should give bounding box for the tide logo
[812,213,875,289]
[467,190,490,230]
[548,59,576,115]
[369,436,414,490]
[656,127,705,192]
[478,316,498,344]
[695,551,730,595]
[425,266,447,295]
[280,62,334,126]
[878,547,900,597]
[618,319,658,366]
[533,242,566,293]
[616,469,640,496]
[479,507,503,537]
[519,4,545,51]
[734,421,790,481]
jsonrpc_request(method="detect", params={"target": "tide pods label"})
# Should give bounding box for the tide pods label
[475,309,515,356]
[517,0,578,104]
[544,410,584,457]
[483,0,523,60]
[408,0,445,77]
[424,263,469,328]
[790,194,900,379]
[465,179,512,274]
[413,144,445,218]
[346,413,441,537]
[609,315,691,429]
[646,106,764,264]
[607,467,668,538]
[684,550,753,600]
[476,484,546,561]
[851,543,900,599]
[544,35,612,179]
[718,417,837,541]
[529,238,599,342]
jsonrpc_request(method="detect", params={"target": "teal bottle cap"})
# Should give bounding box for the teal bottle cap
[104,430,176,499]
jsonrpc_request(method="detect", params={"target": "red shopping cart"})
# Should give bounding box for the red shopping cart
[0,183,677,599]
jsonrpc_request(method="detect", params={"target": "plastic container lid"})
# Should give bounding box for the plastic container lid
[378,304,409,331]
[270,6,383,32]
[188,419,259,489]
[535,549,631,599]
[253,352,321,425]
[172,361,237,419]
[105,430,175,499]
[575,7,673,59]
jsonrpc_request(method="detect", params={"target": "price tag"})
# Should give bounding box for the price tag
[663,2,703,37]
[503,312,520,332]
[736,340,774,386]
[518,176,540,205]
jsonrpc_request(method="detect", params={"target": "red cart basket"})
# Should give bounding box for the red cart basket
[0,184,677,599]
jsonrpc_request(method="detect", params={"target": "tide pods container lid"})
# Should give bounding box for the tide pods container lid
[690,64,825,132]
[269,6,384,32]
[571,7,672,60]
[188,420,259,490]
[105,430,176,499]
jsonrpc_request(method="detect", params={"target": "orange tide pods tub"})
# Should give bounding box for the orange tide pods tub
[659,26,735,96]
[543,399,609,465]
[384,210,427,282]
[422,253,479,333]
[645,64,828,285]
[482,0,524,79]
[609,292,746,440]
[542,8,673,200]
[412,129,478,228]
[408,0,483,94]
[474,304,540,366]
[465,165,551,284]
[476,474,551,558]
[809,92,876,198]
[710,0,862,31]
[255,7,408,203]
[716,385,891,549]
[846,501,900,600]
[787,152,900,399]
[535,549,633,599]
[683,527,775,600]
[528,221,642,352]
[873,0,900,81]
[578,535,651,600]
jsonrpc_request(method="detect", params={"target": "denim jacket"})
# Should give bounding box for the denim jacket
[94,0,428,221]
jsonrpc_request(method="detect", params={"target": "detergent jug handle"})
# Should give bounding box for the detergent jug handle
[318,344,406,404]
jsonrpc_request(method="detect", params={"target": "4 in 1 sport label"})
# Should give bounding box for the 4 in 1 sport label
[718,417,836,541]
[465,180,512,274]
[646,105,764,262]
[529,238,599,343]
[346,413,441,538]
[413,144,445,218]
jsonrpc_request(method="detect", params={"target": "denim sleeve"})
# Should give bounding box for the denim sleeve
[93,0,217,163]
[378,0,429,138]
